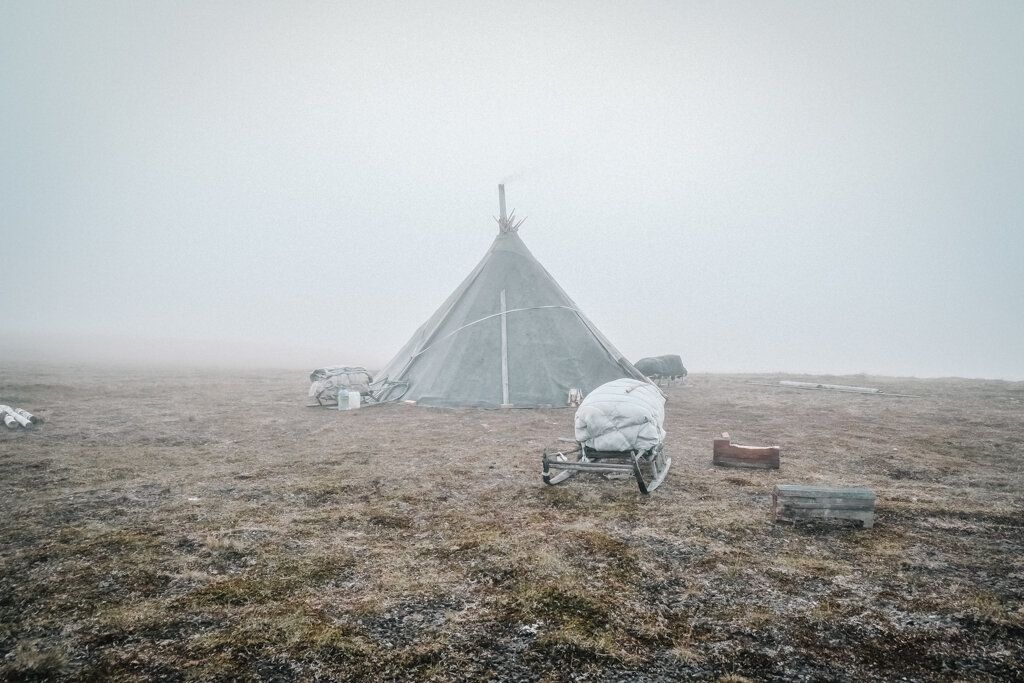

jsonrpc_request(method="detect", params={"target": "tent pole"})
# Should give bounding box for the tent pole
[498,184,507,232]
[500,289,510,406]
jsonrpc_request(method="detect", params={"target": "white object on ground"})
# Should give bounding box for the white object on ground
[779,381,880,394]
[574,378,666,452]
[338,390,361,411]
[2,413,16,429]
[0,405,32,428]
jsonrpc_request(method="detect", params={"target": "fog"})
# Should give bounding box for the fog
[2,1,1022,379]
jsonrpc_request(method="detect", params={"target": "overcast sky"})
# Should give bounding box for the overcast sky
[2,1,1022,379]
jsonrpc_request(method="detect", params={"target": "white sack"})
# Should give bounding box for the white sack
[574,378,666,452]
[0,405,32,428]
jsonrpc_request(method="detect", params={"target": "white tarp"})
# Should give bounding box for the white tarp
[574,378,666,452]
[308,366,373,402]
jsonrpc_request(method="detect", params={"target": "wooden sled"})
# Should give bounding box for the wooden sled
[542,442,671,495]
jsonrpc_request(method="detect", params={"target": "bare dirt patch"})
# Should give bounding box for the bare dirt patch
[1,366,1021,681]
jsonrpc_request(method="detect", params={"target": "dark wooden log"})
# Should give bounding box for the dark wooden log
[712,432,780,469]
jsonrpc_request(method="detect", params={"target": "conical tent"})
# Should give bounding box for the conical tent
[376,188,647,408]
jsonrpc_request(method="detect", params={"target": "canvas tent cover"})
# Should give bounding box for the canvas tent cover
[376,230,647,408]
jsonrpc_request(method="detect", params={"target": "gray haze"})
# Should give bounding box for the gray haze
[2,1,1022,379]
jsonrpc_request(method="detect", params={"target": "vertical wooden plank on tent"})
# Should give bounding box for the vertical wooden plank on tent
[500,289,510,406]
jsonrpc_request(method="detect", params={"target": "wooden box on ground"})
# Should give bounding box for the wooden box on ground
[772,485,876,528]
[713,432,780,469]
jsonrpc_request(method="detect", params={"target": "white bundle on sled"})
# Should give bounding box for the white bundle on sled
[543,378,671,494]
[308,366,373,405]
[574,378,666,452]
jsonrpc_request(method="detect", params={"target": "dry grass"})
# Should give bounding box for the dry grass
[1,365,1022,681]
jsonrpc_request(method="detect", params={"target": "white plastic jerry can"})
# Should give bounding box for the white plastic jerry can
[338,390,361,411]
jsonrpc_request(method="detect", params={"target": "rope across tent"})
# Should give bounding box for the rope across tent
[409,305,581,360]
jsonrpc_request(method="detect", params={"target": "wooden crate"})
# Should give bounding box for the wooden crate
[772,485,876,528]
[713,432,780,469]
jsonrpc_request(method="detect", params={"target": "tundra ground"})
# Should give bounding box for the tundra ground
[1,365,1021,681]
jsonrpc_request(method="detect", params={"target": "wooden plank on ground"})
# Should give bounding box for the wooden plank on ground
[773,484,876,528]
[713,432,780,469]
